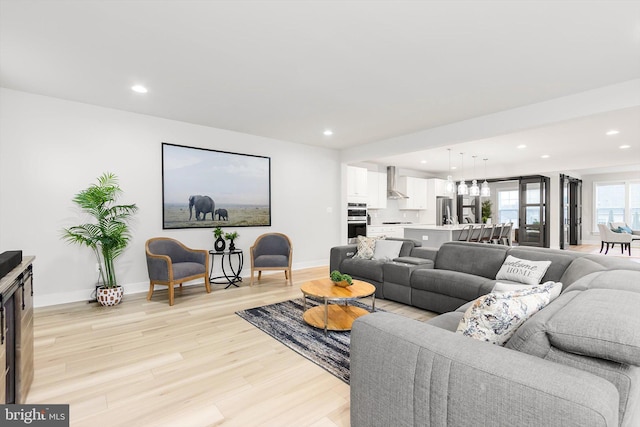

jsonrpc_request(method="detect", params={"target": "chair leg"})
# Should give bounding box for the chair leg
[599,241,604,253]
[169,284,175,306]
[250,268,254,286]
[204,275,211,293]
[147,281,154,301]
[258,271,262,280]
[287,268,293,286]
[284,270,288,279]
[605,243,610,254]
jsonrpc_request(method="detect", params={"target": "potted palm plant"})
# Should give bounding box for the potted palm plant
[62,172,138,306]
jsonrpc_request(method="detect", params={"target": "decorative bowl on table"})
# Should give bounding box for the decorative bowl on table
[330,270,353,287]
[333,280,352,288]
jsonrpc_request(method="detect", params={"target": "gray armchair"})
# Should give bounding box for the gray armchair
[145,237,211,305]
[597,223,632,256]
[250,233,293,286]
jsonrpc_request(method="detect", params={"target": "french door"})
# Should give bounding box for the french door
[560,174,582,249]
[518,176,550,247]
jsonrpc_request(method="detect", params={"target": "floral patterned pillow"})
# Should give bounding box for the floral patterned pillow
[353,235,383,260]
[456,281,556,345]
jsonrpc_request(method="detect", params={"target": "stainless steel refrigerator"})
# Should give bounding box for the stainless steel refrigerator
[436,197,453,226]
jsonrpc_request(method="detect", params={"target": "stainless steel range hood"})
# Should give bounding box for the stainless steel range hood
[387,166,409,199]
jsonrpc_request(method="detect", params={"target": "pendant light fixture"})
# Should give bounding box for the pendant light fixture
[481,158,491,197]
[457,152,469,196]
[469,155,480,196]
[445,149,455,195]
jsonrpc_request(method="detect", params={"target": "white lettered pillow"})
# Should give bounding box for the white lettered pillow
[372,239,404,261]
[456,281,556,345]
[353,235,382,260]
[495,255,551,285]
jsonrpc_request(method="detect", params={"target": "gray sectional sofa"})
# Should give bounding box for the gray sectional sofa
[329,240,640,427]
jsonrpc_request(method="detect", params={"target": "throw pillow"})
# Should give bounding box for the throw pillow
[493,281,563,301]
[372,239,404,261]
[353,235,382,260]
[495,255,551,286]
[456,282,556,345]
[617,226,633,234]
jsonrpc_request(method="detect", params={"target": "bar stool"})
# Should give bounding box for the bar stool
[468,224,485,242]
[458,224,474,241]
[479,224,496,243]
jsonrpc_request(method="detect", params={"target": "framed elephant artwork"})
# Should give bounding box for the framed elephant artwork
[162,142,271,229]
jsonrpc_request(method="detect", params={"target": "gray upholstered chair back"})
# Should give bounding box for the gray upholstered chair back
[253,234,291,259]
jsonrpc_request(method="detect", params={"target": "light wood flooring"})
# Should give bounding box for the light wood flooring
[29,266,435,427]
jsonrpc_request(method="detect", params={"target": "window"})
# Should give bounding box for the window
[498,190,518,225]
[594,181,640,231]
[631,182,640,229]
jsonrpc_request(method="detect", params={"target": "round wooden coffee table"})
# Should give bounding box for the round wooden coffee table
[300,278,376,334]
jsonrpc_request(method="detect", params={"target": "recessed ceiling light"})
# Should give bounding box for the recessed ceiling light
[541,154,550,159]
[606,130,620,136]
[323,129,333,136]
[420,160,427,164]
[131,85,148,93]
[619,145,631,149]
[517,144,527,149]
[451,166,457,170]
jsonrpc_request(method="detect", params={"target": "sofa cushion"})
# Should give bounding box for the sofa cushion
[434,242,509,279]
[340,257,385,283]
[547,289,640,366]
[372,239,403,261]
[410,269,495,302]
[495,255,551,285]
[559,257,608,287]
[456,282,557,345]
[426,311,464,332]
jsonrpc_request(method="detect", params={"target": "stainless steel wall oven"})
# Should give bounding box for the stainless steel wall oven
[347,203,367,243]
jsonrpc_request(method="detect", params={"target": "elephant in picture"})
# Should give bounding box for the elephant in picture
[215,208,229,221]
[188,195,215,221]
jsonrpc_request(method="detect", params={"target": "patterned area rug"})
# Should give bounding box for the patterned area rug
[236,298,379,384]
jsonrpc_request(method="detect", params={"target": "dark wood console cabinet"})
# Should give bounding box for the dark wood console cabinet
[0,256,34,403]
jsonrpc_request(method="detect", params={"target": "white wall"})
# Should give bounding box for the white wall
[0,89,342,306]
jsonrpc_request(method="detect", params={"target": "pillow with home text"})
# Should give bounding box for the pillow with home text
[495,255,551,286]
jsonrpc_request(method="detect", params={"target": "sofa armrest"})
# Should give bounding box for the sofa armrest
[409,246,438,262]
[329,244,357,272]
[351,312,619,427]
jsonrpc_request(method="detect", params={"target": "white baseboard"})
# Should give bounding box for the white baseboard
[34,259,328,308]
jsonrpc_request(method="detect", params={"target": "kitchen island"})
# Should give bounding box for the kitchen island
[403,224,484,248]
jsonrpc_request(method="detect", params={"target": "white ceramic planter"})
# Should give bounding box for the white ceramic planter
[97,286,124,306]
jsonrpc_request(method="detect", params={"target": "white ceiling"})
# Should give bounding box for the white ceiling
[1,0,639,177]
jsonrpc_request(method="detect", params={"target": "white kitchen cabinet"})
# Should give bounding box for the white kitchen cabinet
[367,171,387,209]
[347,166,368,203]
[429,178,448,197]
[367,225,404,239]
[398,176,427,210]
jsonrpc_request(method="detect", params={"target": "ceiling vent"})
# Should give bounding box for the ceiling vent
[387,166,409,199]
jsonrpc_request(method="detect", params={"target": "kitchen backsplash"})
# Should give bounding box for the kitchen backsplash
[368,198,424,225]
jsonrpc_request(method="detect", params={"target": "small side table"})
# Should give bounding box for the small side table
[209,249,244,289]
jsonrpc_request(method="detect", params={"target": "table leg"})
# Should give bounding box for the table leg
[372,293,376,312]
[324,299,328,336]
